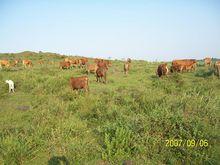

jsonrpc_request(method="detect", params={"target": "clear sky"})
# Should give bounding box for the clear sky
[0,0,220,61]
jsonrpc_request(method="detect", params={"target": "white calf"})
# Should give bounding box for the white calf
[5,80,15,93]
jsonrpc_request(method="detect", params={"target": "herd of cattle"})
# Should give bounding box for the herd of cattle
[157,57,220,77]
[0,56,219,92]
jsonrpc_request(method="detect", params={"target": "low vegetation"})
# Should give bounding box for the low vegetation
[0,51,219,164]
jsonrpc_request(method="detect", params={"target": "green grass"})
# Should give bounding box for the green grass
[0,52,219,164]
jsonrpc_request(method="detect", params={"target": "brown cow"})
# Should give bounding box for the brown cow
[157,63,169,77]
[97,61,108,69]
[96,67,108,83]
[86,64,98,74]
[204,57,212,66]
[22,60,33,68]
[69,76,89,92]
[171,59,196,72]
[60,61,71,69]
[94,59,112,67]
[214,61,220,77]
[0,60,10,69]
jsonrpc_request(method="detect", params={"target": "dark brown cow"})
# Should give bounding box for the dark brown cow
[60,61,71,69]
[204,57,212,66]
[96,67,107,83]
[157,63,169,77]
[69,76,89,92]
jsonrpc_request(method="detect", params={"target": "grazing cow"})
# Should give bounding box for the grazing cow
[69,76,89,92]
[157,63,169,77]
[96,67,107,83]
[22,60,33,68]
[214,61,220,77]
[60,61,71,69]
[86,64,98,74]
[0,60,10,69]
[171,59,196,72]
[204,57,212,66]
[5,80,15,93]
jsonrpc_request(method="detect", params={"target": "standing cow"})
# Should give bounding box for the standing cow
[171,59,196,73]
[204,57,212,66]
[5,80,15,93]
[96,66,108,83]
[0,60,10,69]
[214,61,220,78]
[60,61,71,69]
[86,64,98,74]
[124,58,131,75]
[23,60,33,68]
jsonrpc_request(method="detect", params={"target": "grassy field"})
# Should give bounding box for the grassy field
[0,52,219,164]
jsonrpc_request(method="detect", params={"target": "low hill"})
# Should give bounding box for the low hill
[0,52,219,164]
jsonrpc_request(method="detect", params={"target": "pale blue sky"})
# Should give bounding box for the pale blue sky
[0,0,220,61]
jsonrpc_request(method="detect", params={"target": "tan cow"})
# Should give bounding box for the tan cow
[0,60,10,69]
[86,64,98,74]
[124,62,131,75]
[214,61,220,78]
[23,60,33,68]
[204,57,212,66]
[124,58,131,75]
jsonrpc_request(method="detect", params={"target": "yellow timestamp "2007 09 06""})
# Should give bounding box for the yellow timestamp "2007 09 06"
[165,139,209,147]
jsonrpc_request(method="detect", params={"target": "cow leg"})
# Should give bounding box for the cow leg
[96,76,99,82]
[104,74,107,83]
